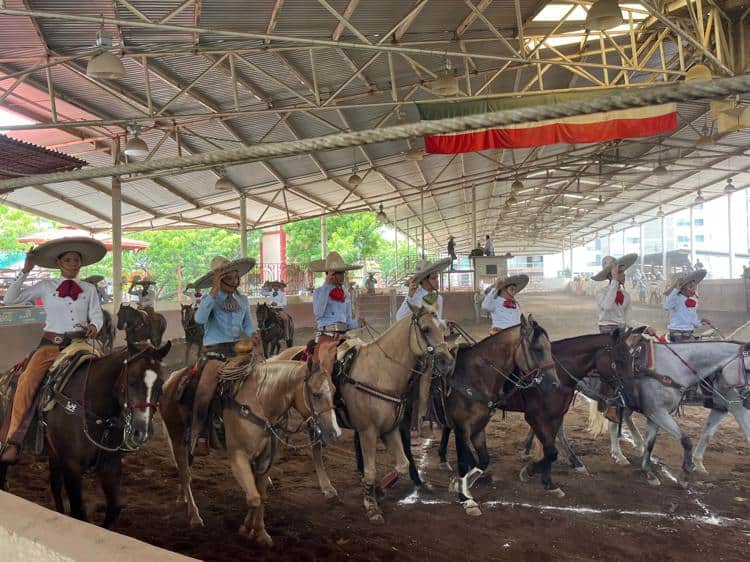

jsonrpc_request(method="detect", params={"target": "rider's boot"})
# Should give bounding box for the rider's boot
[189,361,222,457]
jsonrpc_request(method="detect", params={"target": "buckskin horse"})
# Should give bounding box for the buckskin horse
[117,304,167,350]
[315,302,454,523]
[160,349,339,546]
[180,304,204,364]
[0,342,171,527]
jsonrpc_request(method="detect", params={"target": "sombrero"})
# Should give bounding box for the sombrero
[266,280,287,289]
[134,277,157,286]
[494,273,529,293]
[28,237,106,269]
[193,256,256,289]
[82,275,104,285]
[411,258,452,284]
[678,269,707,289]
[309,251,362,272]
[592,253,638,282]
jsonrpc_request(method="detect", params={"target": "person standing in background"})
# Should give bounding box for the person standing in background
[484,235,495,256]
[447,235,457,270]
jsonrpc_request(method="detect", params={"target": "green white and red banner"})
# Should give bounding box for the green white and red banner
[417,89,677,154]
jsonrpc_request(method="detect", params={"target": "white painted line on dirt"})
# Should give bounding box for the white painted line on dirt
[400,437,433,506]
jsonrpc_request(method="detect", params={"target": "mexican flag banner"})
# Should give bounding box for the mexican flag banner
[416,89,677,154]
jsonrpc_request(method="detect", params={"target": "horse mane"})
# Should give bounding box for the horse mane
[531,321,549,343]
[255,360,306,404]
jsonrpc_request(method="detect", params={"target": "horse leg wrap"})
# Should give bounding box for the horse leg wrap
[464,467,484,490]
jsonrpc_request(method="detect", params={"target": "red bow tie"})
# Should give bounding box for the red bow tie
[685,297,697,308]
[329,287,346,303]
[615,290,625,305]
[503,299,517,309]
[57,279,83,301]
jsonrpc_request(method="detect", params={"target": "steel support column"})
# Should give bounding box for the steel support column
[728,191,734,278]
[112,137,122,313]
[661,216,667,277]
[320,215,327,257]
[240,193,248,258]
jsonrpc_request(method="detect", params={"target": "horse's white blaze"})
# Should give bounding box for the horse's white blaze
[321,380,341,437]
[144,369,158,405]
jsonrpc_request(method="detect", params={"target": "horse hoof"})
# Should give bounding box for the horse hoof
[462,499,482,517]
[189,513,204,528]
[368,512,384,524]
[439,461,453,472]
[448,477,460,494]
[256,531,273,547]
[646,475,661,487]
[322,486,338,499]
[574,465,590,476]
[614,456,630,466]
[519,466,531,483]
[547,488,565,498]
[693,462,708,475]
[239,525,254,538]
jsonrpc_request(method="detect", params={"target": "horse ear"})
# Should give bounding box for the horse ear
[406,300,419,314]
[155,340,172,360]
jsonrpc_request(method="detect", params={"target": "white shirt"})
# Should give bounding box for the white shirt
[596,280,631,327]
[267,290,287,308]
[396,286,444,321]
[481,288,522,329]
[664,288,701,331]
[5,273,103,333]
[130,285,156,308]
[485,239,495,256]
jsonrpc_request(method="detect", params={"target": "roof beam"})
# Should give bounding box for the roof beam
[456,0,492,37]
[394,1,429,42]
[327,0,365,43]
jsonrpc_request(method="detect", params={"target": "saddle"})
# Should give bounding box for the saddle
[41,342,102,413]
[331,345,360,429]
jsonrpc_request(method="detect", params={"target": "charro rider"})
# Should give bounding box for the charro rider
[183,282,203,309]
[481,274,529,334]
[311,252,366,359]
[663,269,709,341]
[0,237,106,464]
[593,253,653,420]
[263,280,293,343]
[190,256,261,456]
[128,277,160,345]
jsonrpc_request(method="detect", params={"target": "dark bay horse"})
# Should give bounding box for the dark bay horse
[256,303,286,357]
[438,328,637,512]
[181,304,204,364]
[97,309,116,352]
[0,342,171,527]
[117,304,167,351]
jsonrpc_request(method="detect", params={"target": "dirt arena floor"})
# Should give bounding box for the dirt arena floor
[3,293,750,561]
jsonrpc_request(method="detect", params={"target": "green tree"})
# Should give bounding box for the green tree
[0,206,54,253]
[284,217,322,266]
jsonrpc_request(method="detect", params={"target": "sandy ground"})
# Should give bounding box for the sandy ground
[3,293,750,561]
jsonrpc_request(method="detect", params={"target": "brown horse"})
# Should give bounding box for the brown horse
[0,342,172,527]
[160,351,339,544]
[96,309,116,352]
[117,304,167,351]
[180,304,204,364]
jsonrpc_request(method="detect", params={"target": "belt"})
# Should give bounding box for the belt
[203,343,237,355]
[42,331,84,346]
[319,323,349,332]
[669,330,694,335]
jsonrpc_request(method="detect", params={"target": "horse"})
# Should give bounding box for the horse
[585,338,750,486]
[256,303,291,357]
[96,309,116,352]
[315,302,455,523]
[0,342,172,527]
[117,304,167,351]
[180,304,204,364]
[160,349,339,543]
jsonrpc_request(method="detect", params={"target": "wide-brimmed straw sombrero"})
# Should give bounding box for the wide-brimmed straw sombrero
[82,275,104,285]
[678,269,707,289]
[494,273,530,293]
[265,280,286,289]
[411,258,452,284]
[134,277,157,286]
[309,251,362,273]
[193,256,256,289]
[592,253,638,281]
[28,237,107,269]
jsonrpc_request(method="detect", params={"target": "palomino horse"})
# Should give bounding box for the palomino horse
[256,303,292,357]
[117,304,167,351]
[0,342,172,527]
[180,304,204,364]
[316,302,455,523]
[160,353,340,545]
[441,328,639,492]
[585,338,750,486]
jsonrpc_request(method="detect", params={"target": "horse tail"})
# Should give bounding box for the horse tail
[585,399,609,437]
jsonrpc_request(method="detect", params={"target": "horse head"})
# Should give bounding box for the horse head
[299,342,341,446]
[116,304,130,330]
[406,300,455,376]
[516,314,559,392]
[180,304,192,327]
[116,341,172,449]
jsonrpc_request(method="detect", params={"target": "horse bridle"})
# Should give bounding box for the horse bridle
[114,352,160,452]
[515,330,555,387]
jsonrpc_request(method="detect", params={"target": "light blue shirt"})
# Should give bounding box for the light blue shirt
[664,288,700,331]
[195,290,255,346]
[312,282,358,330]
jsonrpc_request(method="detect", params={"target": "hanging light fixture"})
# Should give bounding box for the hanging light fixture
[656,205,665,218]
[724,177,736,193]
[653,162,668,176]
[585,0,623,31]
[86,30,126,80]
[429,58,459,96]
[124,127,149,157]
[507,192,518,205]
[694,190,705,203]
[630,217,636,226]
[214,168,234,191]
[511,176,524,191]
[684,64,712,83]
[375,203,388,223]
[405,146,423,161]
[697,134,715,146]
[348,164,362,188]
[597,194,604,207]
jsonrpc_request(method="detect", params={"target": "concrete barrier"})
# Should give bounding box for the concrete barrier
[0,490,197,562]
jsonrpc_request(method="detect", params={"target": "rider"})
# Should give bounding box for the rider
[83,275,107,304]
[593,253,652,420]
[0,237,106,464]
[264,280,292,343]
[128,278,160,345]
[481,274,529,334]
[311,252,366,359]
[663,269,709,341]
[191,256,261,456]
[183,282,203,309]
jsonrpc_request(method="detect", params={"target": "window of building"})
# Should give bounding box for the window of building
[694,218,704,226]
[695,235,705,243]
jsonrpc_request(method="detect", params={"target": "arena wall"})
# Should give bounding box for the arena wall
[0,490,197,562]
